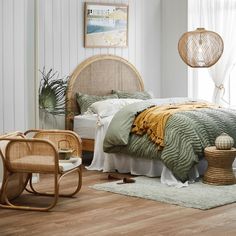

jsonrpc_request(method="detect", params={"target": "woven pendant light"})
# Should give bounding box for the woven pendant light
[178,28,224,68]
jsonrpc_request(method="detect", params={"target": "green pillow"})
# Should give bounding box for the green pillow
[76,92,118,114]
[112,90,152,100]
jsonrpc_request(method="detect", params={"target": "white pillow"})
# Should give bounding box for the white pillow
[87,98,142,117]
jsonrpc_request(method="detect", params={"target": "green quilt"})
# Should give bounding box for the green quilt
[103,100,236,181]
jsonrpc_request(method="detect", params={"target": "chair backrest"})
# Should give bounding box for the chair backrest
[32,130,82,158]
[5,138,58,173]
[0,132,24,181]
[0,132,29,203]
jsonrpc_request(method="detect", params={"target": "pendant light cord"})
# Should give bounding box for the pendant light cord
[200,0,202,27]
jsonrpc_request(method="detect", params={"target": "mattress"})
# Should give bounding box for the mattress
[73,114,98,139]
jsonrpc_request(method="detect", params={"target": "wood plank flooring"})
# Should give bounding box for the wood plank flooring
[0,166,236,236]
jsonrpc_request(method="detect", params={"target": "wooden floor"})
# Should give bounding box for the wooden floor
[0,166,236,236]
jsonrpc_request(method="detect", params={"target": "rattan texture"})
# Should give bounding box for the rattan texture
[0,132,29,203]
[65,55,144,130]
[33,129,82,160]
[0,129,83,211]
[178,28,224,68]
[203,146,236,185]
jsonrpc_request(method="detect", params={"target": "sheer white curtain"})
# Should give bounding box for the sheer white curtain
[189,0,236,105]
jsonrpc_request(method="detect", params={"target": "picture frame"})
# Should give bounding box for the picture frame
[84,2,128,48]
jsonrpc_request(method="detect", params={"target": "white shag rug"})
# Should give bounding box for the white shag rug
[91,176,236,210]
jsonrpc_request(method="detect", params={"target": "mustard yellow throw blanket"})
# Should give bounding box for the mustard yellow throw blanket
[131,102,217,150]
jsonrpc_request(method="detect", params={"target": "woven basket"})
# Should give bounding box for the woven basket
[203,146,236,185]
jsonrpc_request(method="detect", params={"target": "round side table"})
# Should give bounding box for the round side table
[203,146,236,185]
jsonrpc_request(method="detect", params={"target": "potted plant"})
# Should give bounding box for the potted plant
[39,68,69,129]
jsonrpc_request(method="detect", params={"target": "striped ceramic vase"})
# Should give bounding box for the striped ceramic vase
[215,133,234,150]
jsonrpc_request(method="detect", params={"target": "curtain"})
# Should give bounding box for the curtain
[189,0,236,105]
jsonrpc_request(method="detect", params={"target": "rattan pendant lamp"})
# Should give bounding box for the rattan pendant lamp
[178,0,224,68]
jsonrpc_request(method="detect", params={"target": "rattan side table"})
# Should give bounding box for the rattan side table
[203,146,236,185]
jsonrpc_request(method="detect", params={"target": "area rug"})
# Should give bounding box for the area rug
[91,176,236,210]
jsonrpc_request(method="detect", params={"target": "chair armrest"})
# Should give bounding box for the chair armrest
[24,129,42,137]
[2,137,59,174]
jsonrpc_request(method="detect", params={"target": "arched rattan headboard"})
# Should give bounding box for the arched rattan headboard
[65,55,144,130]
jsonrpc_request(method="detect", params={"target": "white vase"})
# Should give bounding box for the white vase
[215,133,234,150]
[39,109,65,129]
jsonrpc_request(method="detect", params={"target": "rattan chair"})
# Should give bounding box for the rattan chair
[0,131,29,205]
[0,129,82,211]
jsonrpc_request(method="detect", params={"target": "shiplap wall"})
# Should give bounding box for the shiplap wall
[0,0,35,133]
[0,0,162,132]
[38,0,161,96]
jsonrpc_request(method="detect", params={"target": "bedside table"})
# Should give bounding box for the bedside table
[203,146,236,185]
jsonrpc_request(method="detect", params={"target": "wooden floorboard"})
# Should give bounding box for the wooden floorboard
[0,166,236,236]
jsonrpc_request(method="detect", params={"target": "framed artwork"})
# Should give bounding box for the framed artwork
[84,2,128,48]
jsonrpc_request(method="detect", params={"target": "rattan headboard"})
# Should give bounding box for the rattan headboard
[65,55,144,130]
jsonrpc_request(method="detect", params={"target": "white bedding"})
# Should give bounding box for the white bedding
[73,114,98,139]
[86,97,213,187]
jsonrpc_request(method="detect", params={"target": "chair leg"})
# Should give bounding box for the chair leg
[25,173,38,194]
[0,172,59,212]
[26,167,82,198]
[25,173,52,197]
[71,165,82,196]
[58,166,82,197]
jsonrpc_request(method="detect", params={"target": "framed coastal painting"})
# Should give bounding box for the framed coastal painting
[84,2,128,48]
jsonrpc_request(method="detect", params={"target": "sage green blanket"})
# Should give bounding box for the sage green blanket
[103,100,236,181]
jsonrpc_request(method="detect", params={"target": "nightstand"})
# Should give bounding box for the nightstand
[203,146,236,185]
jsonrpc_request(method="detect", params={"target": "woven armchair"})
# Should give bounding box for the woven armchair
[0,132,29,205]
[0,129,82,211]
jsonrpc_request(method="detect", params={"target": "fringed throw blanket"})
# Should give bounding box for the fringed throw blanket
[131,102,217,150]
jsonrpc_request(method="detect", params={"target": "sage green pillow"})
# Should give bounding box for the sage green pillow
[112,90,152,100]
[76,92,118,114]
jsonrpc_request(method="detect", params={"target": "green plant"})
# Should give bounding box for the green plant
[39,68,69,115]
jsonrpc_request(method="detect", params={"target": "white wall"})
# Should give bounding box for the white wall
[38,0,161,98]
[0,0,35,134]
[0,0,189,133]
[0,0,188,181]
[0,0,35,182]
[161,0,188,98]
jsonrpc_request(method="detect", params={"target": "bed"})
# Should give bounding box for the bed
[66,54,144,152]
[66,55,236,185]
